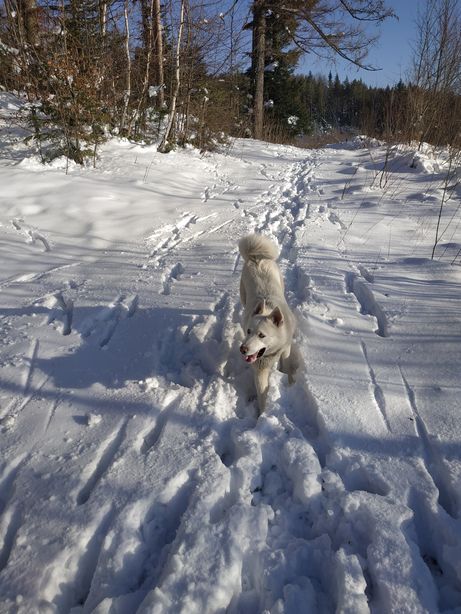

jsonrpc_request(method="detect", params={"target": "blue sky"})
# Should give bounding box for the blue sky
[297,0,427,87]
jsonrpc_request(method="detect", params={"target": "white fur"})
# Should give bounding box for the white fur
[238,234,297,413]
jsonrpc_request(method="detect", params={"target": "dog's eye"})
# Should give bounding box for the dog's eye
[258,333,265,339]
[247,329,251,334]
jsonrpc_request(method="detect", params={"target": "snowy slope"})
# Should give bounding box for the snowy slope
[1,95,461,613]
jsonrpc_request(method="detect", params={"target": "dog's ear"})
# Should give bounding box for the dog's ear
[253,299,265,315]
[270,306,284,327]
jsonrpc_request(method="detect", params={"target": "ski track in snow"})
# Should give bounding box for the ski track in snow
[0,132,460,613]
[75,417,131,506]
[360,340,392,432]
[345,270,389,337]
[399,366,459,520]
[140,392,182,455]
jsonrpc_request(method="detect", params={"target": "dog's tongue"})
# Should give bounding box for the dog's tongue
[244,352,258,364]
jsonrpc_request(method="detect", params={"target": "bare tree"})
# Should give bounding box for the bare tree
[409,0,461,147]
[158,0,186,152]
[21,0,39,45]
[2,0,39,49]
[120,0,132,134]
[153,0,165,109]
[137,0,165,112]
[407,0,461,259]
[431,152,460,260]
[252,0,266,139]
[99,0,108,37]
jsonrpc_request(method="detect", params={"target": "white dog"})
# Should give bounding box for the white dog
[238,234,297,413]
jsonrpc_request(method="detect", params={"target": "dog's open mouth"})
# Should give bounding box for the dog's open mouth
[243,347,266,364]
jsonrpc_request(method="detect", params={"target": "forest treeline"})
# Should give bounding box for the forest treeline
[0,0,460,163]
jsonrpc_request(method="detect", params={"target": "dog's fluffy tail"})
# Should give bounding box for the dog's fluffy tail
[239,233,279,263]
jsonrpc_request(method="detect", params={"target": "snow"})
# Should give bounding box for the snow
[1,92,461,613]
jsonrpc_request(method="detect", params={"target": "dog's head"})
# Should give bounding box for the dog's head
[240,301,284,364]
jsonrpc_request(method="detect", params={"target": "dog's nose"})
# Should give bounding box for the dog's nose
[240,344,248,355]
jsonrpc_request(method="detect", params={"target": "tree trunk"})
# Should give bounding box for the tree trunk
[139,0,164,112]
[136,0,155,126]
[252,0,266,140]
[20,0,39,46]
[120,0,132,134]
[153,0,165,109]
[99,0,107,37]
[158,0,185,152]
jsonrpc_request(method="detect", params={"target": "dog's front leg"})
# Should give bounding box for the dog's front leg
[253,365,270,414]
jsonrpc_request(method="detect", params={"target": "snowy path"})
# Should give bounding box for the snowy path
[1,126,461,613]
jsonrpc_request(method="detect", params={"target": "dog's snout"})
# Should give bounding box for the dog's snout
[240,344,248,355]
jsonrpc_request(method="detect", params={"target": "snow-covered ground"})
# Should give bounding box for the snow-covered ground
[1,93,461,614]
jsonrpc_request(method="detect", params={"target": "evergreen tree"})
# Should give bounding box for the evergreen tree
[250,0,394,138]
